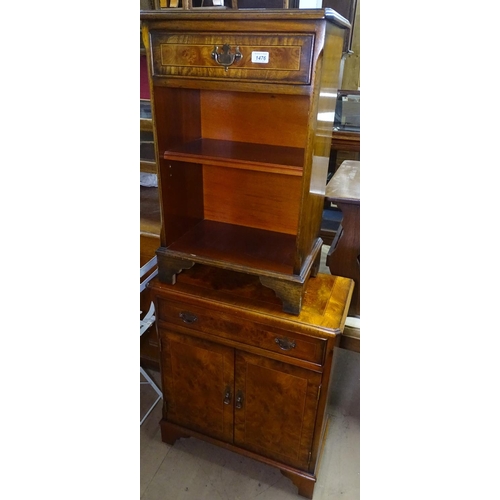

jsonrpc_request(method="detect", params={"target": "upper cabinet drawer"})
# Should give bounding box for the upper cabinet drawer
[150,32,315,85]
[156,296,326,366]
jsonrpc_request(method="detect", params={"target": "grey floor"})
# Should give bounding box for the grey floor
[140,246,360,500]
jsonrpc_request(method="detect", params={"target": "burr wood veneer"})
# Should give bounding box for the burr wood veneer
[148,264,353,498]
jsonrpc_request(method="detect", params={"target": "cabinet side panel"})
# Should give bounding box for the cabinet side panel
[152,87,203,246]
[200,91,309,148]
[203,166,300,235]
[160,330,234,443]
[295,24,345,273]
[160,161,204,246]
[152,87,202,153]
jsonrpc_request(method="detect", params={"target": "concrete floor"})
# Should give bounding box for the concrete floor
[140,246,360,500]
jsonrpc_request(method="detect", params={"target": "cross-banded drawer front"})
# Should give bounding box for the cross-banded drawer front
[150,32,314,84]
[156,297,326,365]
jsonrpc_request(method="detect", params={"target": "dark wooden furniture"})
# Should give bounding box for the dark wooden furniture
[148,264,353,498]
[153,0,298,9]
[329,89,359,175]
[325,159,359,317]
[140,9,350,315]
[322,0,358,53]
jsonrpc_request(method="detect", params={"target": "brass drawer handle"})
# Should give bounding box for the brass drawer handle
[223,387,232,405]
[235,390,243,409]
[179,311,198,324]
[211,44,242,71]
[275,337,296,351]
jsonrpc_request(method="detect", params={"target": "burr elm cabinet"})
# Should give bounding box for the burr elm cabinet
[140,9,350,315]
[148,265,354,498]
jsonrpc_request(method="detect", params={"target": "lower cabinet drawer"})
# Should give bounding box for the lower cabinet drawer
[156,297,326,365]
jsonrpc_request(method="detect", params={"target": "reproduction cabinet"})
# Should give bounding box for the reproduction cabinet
[141,9,350,315]
[149,265,354,498]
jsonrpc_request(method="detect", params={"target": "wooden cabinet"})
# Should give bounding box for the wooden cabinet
[140,9,350,315]
[149,265,354,498]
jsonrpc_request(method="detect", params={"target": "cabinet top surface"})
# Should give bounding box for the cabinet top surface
[149,265,354,335]
[140,8,350,29]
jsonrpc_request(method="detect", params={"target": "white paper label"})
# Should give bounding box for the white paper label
[251,51,269,64]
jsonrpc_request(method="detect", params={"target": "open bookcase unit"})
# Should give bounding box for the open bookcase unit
[141,9,349,314]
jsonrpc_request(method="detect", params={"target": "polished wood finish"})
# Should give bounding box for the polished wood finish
[325,160,359,317]
[150,32,314,84]
[165,139,304,174]
[234,350,321,470]
[148,264,353,498]
[141,9,349,314]
[160,330,235,442]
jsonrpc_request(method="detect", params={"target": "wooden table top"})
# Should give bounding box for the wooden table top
[325,160,360,204]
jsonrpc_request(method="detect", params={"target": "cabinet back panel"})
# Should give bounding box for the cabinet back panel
[203,165,300,235]
[200,91,309,148]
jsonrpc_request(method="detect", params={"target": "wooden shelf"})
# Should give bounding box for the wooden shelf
[167,220,296,275]
[164,139,304,176]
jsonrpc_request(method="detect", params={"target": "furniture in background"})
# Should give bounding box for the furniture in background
[140,8,350,315]
[140,54,161,369]
[148,264,353,498]
[322,0,358,54]
[329,89,360,176]
[325,160,360,318]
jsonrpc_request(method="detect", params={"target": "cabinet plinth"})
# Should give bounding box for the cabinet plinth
[148,264,354,499]
[141,8,349,315]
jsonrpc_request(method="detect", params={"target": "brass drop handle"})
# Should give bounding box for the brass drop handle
[179,311,197,324]
[235,390,243,409]
[223,387,232,405]
[211,44,242,71]
[275,337,296,351]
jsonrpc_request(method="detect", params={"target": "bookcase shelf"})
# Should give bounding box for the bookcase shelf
[164,139,304,175]
[141,9,348,314]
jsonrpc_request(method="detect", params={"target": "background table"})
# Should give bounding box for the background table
[325,160,360,318]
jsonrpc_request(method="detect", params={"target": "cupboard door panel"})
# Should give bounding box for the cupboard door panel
[234,351,321,470]
[160,330,234,443]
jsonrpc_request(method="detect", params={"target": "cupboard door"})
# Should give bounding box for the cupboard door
[234,351,322,470]
[160,329,234,443]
